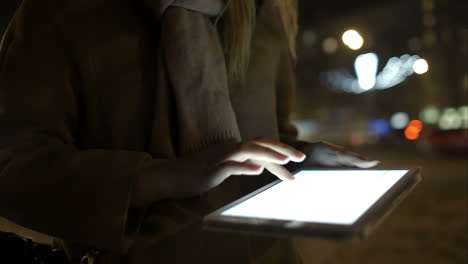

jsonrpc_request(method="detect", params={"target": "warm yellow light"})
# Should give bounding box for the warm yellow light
[413,58,429,74]
[342,30,364,50]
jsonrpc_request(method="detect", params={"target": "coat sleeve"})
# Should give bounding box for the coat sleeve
[0,2,152,252]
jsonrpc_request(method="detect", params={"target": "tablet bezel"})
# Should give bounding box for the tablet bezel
[203,167,421,240]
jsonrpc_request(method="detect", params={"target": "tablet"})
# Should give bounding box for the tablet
[203,168,421,240]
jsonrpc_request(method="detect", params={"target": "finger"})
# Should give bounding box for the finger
[254,161,295,181]
[353,160,380,168]
[226,142,291,164]
[337,153,380,168]
[216,161,265,178]
[321,142,375,163]
[252,137,306,162]
[343,149,374,162]
[318,141,379,168]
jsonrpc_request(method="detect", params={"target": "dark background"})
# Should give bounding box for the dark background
[294,0,467,146]
[1,1,467,263]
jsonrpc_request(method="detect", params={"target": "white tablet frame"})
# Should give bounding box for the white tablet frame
[203,168,421,240]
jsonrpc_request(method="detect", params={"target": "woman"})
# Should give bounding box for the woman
[0,0,378,263]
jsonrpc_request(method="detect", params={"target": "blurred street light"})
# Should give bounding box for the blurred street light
[354,53,379,90]
[404,120,424,140]
[322,37,338,54]
[412,58,429,74]
[323,54,421,93]
[342,29,364,50]
[439,108,462,130]
[390,112,410,129]
[459,106,468,129]
[419,105,439,124]
[368,119,392,137]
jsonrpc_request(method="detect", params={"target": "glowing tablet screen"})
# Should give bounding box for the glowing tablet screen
[222,170,408,225]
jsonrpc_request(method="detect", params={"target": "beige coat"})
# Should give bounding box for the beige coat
[0,0,299,263]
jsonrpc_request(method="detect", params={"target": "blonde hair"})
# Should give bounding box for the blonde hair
[220,0,298,83]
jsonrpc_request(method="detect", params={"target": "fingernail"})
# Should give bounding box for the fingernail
[293,153,306,162]
[357,160,380,168]
[288,176,295,181]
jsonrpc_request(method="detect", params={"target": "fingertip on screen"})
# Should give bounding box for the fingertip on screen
[356,160,380,168]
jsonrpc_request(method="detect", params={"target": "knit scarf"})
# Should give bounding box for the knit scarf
[145,0,241,154]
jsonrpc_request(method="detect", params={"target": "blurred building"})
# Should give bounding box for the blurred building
[294,0,468,144]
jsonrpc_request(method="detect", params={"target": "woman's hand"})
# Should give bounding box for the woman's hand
[131,137,305,207]
[292,141,380,169]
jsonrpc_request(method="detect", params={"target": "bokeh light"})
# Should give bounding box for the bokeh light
[419,105,439,124]
[409,120,423,130]
[439,108,462,130]
[412,58,429,74]
[324,54,422,94]
[355,53,379,90]
[375,55,420,90]
[405,126,420,140]
[302,30,317,47]
[368,119,392,137]
[349,132,364,147]
[322,37,339,54]
[458,105,468,129]
[390,112,410,129]
[342,30,364,50]
[404,120,423,140]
